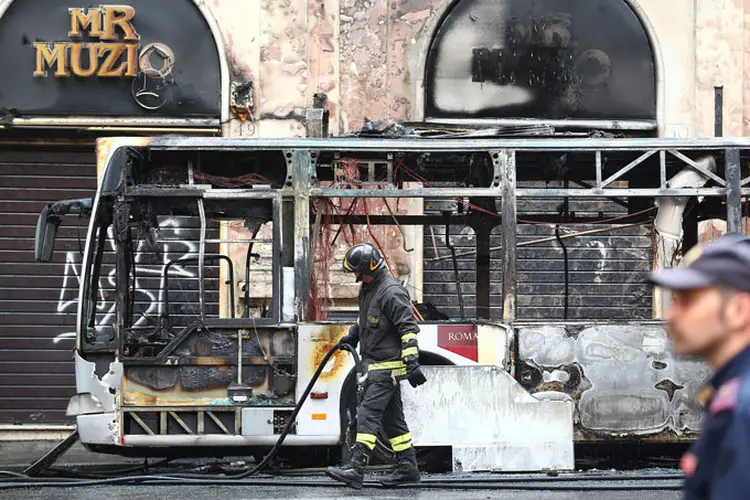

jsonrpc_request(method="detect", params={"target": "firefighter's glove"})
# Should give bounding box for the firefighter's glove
[406,361,427,388]
[338,324,359,349]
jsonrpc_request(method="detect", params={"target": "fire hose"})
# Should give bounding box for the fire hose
[0,342,682,490]
[0,342,365,488]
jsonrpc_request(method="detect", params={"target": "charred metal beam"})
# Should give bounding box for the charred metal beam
[499,150,517,323]
[467,185,501,321]
[142,137,750,154]
[515,188,728,197]
[126,186,281,199]
[197,199,207,321]
[659,150,667,188]
[600,150,656,188]
[669,150,727,186]
[311,187,500,198]
[127,185,735,200]
[24,430,80,477]
[282,200,296,267]
[114,199,132,350]
[271,196,283,322]
[443,213,466,320]
[127,186,736,199]
[292,150,312,321]
[309,199,322,270]
[726,148,742,232]
[126,187,204,198]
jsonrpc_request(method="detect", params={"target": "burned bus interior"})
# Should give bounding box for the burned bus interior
[86,143,750,333]
[94,142,747,326]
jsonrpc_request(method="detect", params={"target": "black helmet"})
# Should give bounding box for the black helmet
[343,243,385,281]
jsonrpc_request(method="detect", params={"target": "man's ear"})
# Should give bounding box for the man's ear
[726,293,750,330]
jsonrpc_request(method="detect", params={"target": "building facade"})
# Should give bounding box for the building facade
[0,0,747,429]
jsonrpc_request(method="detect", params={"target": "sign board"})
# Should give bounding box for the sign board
[0,0,221,117]
[437,324,478,362]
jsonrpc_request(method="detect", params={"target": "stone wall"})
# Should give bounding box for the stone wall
[191,0,750,139]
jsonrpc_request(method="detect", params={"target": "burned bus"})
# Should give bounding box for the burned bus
[34,136,749,471]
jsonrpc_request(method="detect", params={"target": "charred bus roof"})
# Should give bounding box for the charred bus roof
[97,136,750,197]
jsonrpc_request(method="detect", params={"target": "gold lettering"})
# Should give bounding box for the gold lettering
[34,6,149,78]
[101,6,138,41]
[69,43,98,77]
[96,43,127,77]
[68,8,103,37]
[125,44,138,77]
[33,43,69,77]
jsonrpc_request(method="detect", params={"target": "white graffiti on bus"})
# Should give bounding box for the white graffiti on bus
[54,217,198,344]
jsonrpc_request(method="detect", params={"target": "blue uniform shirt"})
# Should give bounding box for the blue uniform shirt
[684,345,750,499]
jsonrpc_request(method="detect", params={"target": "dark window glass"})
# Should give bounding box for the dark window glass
[425,0,656,121]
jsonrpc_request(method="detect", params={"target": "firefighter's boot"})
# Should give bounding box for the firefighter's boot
[380,447,420,487]
[325,443,370,489]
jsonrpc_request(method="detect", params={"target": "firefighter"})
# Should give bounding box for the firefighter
[648,233,750,499]
[325,242,427,489]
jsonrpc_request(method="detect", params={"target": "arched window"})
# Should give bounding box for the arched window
[424,0,656,126]
[0,0,224,119]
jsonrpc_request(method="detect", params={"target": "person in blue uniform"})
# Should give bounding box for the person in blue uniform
[648,232,750,499]
[325,242,426,489]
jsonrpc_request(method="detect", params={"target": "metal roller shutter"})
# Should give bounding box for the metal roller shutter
[0,148,223,425]
[421,197,653,321]
[0,147,97,424]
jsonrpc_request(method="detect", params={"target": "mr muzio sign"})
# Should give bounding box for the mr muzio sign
[0,0,219,118]
[33,5,174,80]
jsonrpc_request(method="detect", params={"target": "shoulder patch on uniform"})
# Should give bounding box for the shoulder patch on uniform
[710,377,741,415]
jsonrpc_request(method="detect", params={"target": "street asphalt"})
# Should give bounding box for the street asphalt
[0,440,684,499]
[2,484,683,500]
